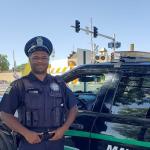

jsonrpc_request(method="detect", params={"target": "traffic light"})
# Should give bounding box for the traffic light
[75,20,80,33]
[108,42,114,48]
[95,55,100,60]
[115,42,121,48]
[93,26,98,38]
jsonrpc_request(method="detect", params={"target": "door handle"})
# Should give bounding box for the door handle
[71,123,84,130]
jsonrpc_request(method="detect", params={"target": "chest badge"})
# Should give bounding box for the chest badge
[50,83,60,91]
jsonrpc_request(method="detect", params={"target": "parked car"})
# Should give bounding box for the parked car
[62,54,150,150]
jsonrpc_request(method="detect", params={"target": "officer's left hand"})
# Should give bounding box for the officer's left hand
[50,127,65,141]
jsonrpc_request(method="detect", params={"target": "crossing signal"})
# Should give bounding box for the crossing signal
[93,26,98,38]
[75,20,80,33]
[108,42,121,49]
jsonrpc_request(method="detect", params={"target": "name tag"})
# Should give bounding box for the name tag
[27,88,40,94]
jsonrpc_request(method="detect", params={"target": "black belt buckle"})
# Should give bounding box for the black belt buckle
[39,131,55,141]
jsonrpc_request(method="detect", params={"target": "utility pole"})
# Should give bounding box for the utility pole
[90,18,94,63]
[13,50,20,79]
[13,50,16,72]
[113,34,116,52]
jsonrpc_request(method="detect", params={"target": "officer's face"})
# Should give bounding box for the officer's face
[29,50,49,74]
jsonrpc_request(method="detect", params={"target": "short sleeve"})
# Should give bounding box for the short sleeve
[65,86,77,109]
[0,80,22,115]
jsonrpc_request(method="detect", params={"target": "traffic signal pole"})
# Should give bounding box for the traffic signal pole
[71,20,121,61]
[113,34,116,52]
[71,24,116,52]
[90,18,94,63]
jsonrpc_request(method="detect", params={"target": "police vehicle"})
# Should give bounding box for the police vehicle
[1,51,150,150]
[62,51,150,150]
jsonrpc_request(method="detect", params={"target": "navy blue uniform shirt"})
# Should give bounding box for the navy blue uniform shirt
[0,72,77,115]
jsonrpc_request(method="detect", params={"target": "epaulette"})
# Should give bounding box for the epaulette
[54,75,64,83]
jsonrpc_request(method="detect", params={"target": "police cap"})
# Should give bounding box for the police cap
[24,36,53,57]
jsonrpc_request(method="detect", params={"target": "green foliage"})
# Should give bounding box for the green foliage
[15,63,26,72]
[0,54,9,71]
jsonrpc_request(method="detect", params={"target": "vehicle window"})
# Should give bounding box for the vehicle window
[109,74,150,141]
[67,74,104,94]
[112,75,150,117]
[67,73,117,111]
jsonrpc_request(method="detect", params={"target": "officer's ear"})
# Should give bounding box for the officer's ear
[28,55,32,64]
[29,58,31,64]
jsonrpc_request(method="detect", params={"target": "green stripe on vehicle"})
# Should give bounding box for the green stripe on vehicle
[64,145,79,150]
[65,130,150,148]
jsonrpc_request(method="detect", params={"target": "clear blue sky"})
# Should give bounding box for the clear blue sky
[0,0,150,68]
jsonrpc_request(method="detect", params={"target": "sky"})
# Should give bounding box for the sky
[0,0,150,68]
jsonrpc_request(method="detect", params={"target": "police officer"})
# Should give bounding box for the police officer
[0,36,78,150]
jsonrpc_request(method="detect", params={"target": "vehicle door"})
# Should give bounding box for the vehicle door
[90,70,150,150]
[64,71,117,150]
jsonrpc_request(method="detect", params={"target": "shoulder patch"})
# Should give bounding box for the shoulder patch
[5,86,12,94]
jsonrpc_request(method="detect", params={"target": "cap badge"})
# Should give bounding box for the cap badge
[36,37,43,46]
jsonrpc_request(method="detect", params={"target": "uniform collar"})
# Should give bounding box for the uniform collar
[28,72,52,84]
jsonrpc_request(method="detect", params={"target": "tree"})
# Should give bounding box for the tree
[0,54,9,71]
[16,63,26,72]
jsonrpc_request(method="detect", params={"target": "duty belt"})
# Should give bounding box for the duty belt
[39,131,55,141]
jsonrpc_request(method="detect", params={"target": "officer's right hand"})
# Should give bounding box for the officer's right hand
[24,130,41,144]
